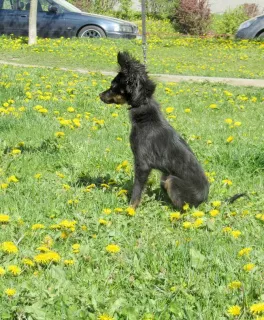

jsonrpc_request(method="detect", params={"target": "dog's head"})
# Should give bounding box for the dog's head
[99,51,156,107]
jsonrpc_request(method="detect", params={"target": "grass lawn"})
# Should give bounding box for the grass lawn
[0,62,264,319]
[0,36,264,79]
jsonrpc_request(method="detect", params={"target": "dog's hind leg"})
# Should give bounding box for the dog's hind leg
[162,175,207,210]
[160,173,169,191]
[162,175,184,210]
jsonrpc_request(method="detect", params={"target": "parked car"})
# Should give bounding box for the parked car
[0,0,138,39]
[236,14,264,39]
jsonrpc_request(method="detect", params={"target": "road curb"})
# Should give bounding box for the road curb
[1,60,264,88]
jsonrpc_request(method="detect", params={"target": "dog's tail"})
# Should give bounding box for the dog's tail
[225,193,248,204]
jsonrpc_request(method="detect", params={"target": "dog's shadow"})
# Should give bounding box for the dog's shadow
[3,139,60,155]
[75,173,132,191]
[75,172,174,207]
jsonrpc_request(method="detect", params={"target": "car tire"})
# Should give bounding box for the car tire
[78,25,106,38]
[257,31,264,39]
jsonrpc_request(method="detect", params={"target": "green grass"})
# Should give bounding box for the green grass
[0,63,264,319]
[1,35,264,79]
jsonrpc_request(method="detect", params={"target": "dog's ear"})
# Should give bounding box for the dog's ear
[117,51,131,69]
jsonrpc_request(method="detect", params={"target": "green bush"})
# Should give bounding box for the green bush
[145,0,179,18]
[211,6,249,35]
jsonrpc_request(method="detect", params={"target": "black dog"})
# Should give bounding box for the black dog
[100,51,209,210]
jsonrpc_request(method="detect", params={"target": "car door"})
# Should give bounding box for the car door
[0,0,21,36]
[36,0,66,38]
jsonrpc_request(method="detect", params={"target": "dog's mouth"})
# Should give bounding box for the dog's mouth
[99,91,127,105]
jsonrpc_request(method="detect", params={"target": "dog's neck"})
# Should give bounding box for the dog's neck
[128,97,163,124]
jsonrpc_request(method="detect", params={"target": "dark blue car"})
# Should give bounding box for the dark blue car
[0,0,138,38]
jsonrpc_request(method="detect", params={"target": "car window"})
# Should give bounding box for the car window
[24,0,49,12]
[38,0,52,12]
[0,0,13,9]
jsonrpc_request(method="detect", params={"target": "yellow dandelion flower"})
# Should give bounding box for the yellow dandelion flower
[223,226,232,233]
[99,219,108,225]
[183,221,192,229]
[170,212,181,221]
[165,107,174,114]
[103,208,112,215]
[192,211,204,218]
[67,199,79,205]
[67,106,75,113]
[212,200,221,207]
[185,108,191,113]
[228,281,242,290]
[234,121,241,127]
[31,223,45,230]
[210,209,220,217]
[7,265,21,276]
[56,172,65,178]
[59,220,77,231]
[125,207,136,216]
[38,108,48,114]
[34,251,61,264]
[250,302,264,315]
[72,243,80,253]
[106,244,120,253]
[36,246,50,252]
[238,247,252,257]
[243,263,255,272]
[231,230,242,238]
[73,118,81,127]
[7,175,19,183]
[183,203,190,211]
[22,258,35,267]
[0,266,6,276]
[209,104,218,109]
[64,259,75,266]
[34,173,42,179]
[98,314,114,320]
[55,131,65,138]
[227,305,241,316]
[0,214,10,223]
[193,218,204,228]
[222,179,232,186]
[1,183,9,189]
[60,231,69,239]
[62,184,71,190]
[1,241,18,253]
[117,189,128,197]
[225,118,233,124]
[5,288,16,297]
[114,207,123,213]
[226,136,234,143]
[11,149,21,156]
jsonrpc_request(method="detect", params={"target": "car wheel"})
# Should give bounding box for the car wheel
[257,31,264,39]
[78,25,106,38]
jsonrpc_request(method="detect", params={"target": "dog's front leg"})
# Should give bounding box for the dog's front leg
[130,164,150,209]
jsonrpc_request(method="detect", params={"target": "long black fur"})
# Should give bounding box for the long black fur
[99,51,209,210]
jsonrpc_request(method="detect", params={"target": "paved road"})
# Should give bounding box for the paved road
[1,60,264,88]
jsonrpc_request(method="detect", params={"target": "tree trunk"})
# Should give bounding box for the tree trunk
[28,0,38,45]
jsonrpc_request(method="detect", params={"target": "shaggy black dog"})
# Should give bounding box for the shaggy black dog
[99,51,209,210]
